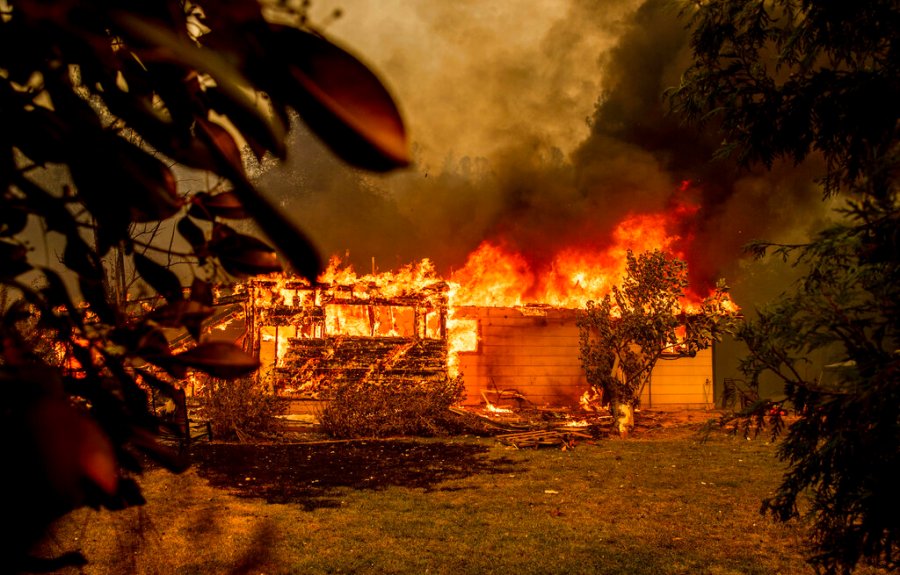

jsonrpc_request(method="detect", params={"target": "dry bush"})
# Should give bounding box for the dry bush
[195,376,285,442]
[318,376,466,438]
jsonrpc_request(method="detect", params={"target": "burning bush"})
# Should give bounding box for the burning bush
[318,375,466,438]
[195,377,285,442]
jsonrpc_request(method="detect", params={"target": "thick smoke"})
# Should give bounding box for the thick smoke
[257,0,828,293]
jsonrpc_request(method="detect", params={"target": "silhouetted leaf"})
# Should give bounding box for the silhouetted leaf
[132,327,172,359]
[187,119,321,281]
[62,237,101,280]
[189,277,215,306]
[229,184,322,281]
[0,240,31,279]
[0,204,28,237]
[133,252,183,303]
[273,26,409,172]
[99,81,220,174]
[78,276,116,325]
[37,267,82,331]
[119,147,184,222]
[148,300,214,341]
[191,190,249,220]
[112,11,283,157]
[10,106,69,166]
[171,341,259,379]
[176,216,207,252]
[205,85,287,161]
[14,174,78,237]
[101,477,146,511]
[195,116,246,177]
[209,228,282,277]
[31,399,119,500]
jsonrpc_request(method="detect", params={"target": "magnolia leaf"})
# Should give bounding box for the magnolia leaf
[228,184,322,281]
[40,267,84,331]
[0,204,28,237]
[31,399,118,501]
[102,477,146,511]
[111,11,284,158]
[120,147,184,222]
[204,86,287,161]
[210,230,282,277]
[177,215,207,253]
[171,341,259,379]
[62,237,102,280]
[148,300,214,327]
[195,117,246,178]
[148,300,214,341]
[273,26,409,172]
[133,252,183,303]
[201,190,249,219]
[15,174,79,237]
[190,190,249,220]
[134,327,173,359]
[0,240,31,279]
[11,106,69,166]
[100,81,220,174]
[79,276,116,325]
[189,277,215,306]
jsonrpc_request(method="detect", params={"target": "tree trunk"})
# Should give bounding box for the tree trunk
[613,401,635,437]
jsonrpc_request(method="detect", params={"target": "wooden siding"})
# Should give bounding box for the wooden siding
[456,306,714,408]
[640,348,714,408]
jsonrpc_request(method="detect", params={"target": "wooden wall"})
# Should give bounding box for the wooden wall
[455,306,714,409]
[640,348,714,408]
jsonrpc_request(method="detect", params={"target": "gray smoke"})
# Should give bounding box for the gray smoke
[257,0,829,293]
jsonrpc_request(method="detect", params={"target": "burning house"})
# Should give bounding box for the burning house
[242,243,721,411]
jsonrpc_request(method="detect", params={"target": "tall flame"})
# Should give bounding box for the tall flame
[450,210,687,309]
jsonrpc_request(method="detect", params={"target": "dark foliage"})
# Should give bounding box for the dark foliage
[672,1,898,573]
[670,0,899,197]
[195,376,285,442]
[318,376,466,439]
[0,0,407,569]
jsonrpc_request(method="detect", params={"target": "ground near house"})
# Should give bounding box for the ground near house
[37,412,890,575]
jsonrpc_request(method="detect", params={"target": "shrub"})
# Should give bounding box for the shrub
[195,376,285,442]
[318,376,466,438]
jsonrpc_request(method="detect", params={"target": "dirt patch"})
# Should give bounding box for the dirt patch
[191,440,521,510]
[188,410,719,510]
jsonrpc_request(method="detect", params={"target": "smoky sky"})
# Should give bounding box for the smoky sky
[256,0,829,294]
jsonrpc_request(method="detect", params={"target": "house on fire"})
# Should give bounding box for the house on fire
[242,276,715,410]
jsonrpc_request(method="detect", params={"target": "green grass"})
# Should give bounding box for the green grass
[39,429,889,575]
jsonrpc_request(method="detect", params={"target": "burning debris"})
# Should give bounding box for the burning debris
[243,261,449,403]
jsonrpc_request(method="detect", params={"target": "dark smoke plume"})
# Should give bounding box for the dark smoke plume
[257,0,828,293]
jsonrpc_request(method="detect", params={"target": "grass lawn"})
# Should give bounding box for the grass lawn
[38,424,888,575]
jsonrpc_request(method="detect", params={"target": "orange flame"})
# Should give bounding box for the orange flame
[449,211,686,309]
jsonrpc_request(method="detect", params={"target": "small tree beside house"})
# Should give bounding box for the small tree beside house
[578,249,739,436]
